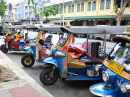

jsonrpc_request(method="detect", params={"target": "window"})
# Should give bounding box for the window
[106,0,111,9]
[108,43,130,73]
[114,0,129,8]
[72,4,74,13]
[87,2,91,11]
[81,3,84,12]
[64,6,66,13]
[100,0,104,10]
[92,1,96,11]
[25,6,28,11]
[60,7,63,14]
[25,12,28,17]
[68,5,71,13]
[77,3,80,12]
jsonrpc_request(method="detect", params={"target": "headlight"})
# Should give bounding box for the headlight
[102,71,109,82]
[95,64,102,72]
[55,51,66,57]
[121,83,130,93]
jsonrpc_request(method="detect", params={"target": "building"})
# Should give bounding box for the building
[45,0,130,26]
[11,0,44,25]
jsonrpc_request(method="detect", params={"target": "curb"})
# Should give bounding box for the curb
[0,51,53,97]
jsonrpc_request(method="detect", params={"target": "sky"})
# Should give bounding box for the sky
[6,0,25,4]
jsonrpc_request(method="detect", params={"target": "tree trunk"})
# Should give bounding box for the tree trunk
[116,13,123,26]
[116,0,129,26]
[35,3,37,24]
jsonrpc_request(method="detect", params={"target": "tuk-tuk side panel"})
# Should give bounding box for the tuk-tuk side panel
[114,75,130,97]
[57,34,73,51]
[9,40,19,49]
[67,68,86,75]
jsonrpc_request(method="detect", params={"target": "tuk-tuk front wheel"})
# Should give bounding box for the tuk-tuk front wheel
[21,54,35,67]
[40,69,59,85]
[0,44,8,53]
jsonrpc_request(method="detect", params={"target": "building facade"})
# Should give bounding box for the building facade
[45,0,130,26]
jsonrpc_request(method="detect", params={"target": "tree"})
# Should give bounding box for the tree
[0,0,7,18]
[28,0,34,5]
[113,0,129,26]
[32,6,40,24]
[43,6,58,23]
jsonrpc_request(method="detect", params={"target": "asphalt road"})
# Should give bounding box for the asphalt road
[5,51,99,97]
[2,33,116,97]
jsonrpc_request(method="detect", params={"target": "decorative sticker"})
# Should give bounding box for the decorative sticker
[107,60,124,75]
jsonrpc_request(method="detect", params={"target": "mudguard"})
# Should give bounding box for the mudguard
[43,57,58,68]
[24,47,34,53]
[89,83,117,97]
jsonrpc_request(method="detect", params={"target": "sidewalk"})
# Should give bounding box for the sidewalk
[0,51,53,97]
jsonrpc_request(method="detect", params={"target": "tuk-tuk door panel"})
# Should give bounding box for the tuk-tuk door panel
[57,34,73,51]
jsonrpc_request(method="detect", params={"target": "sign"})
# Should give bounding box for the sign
[107,60,124,75]
[8,3,12,11]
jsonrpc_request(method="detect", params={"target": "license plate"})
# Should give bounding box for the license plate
[55,42,60,48]
[107,60,124,75]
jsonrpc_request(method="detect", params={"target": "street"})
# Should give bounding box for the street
[5,51,98,97]
[2,33,116,97]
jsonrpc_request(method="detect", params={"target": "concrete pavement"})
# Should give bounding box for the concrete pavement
[0,51,53,97]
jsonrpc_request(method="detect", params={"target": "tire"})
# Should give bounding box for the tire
[40,68,59,85]
[21,54,35,67]
[0,44,8,53]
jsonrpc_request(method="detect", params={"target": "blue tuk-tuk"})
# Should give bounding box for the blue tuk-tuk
[39,26,128,85]
[21,26,62,67]
[90,26,130,97]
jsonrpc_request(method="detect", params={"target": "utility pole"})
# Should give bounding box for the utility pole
[42,0,44,24]
[63,0,64,26]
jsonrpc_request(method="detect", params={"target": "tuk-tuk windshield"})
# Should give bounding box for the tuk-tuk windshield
[108,42,130,73]
[59,32,70,47]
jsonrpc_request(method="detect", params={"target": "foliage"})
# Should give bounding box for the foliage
[113,0,129,26]
[32,5,40,23]
[0,0,7,17]
[28,0,34,5]
[1,20,5,24]
[42,6,58,22]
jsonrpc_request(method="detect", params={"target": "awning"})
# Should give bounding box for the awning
[49,20,75,23]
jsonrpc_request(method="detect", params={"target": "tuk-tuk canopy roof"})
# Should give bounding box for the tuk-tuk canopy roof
[39,26,62,32]
[24,24,42,29]
[61,26,127,35]
[7,25,25,29]
[113,36,130,43]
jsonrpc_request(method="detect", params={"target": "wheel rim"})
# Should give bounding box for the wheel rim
[44,71,54,81]
[24,57,32,65]
[2,46,7,51]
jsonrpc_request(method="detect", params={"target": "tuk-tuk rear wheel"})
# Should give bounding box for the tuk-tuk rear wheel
[21,54,35,67]
[40,68,59,85]
[0,44,8,53]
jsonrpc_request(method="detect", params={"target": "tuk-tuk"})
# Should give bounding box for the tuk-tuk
[39,26,128,85]
[21,26,62,67]
[0,25,25,53]
[39,26,109,85]
[89,26,130,97]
